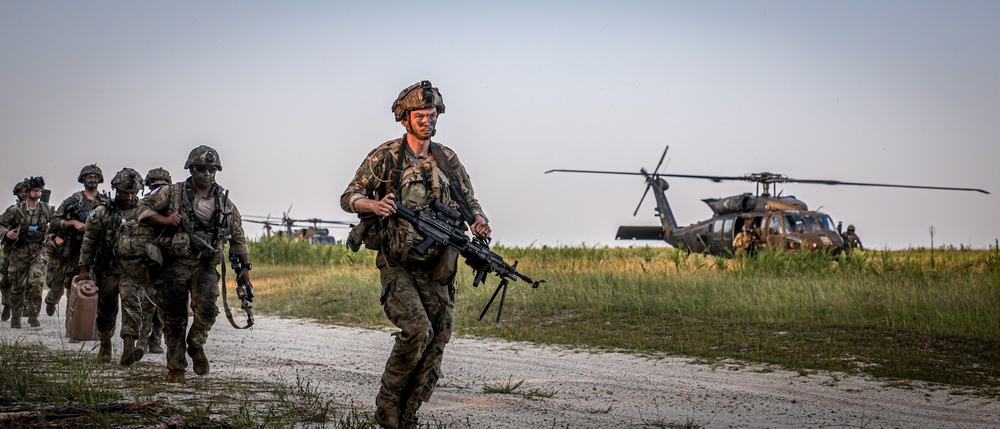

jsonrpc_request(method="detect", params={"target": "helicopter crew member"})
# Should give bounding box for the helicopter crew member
[341,80,491,429]
[1,179,30,322]
[733,224,758,256]
[841,224,863,252]
[45,164,111,317]
[78,168,147,365]
[0,176,54,328]
[136,146,251,383]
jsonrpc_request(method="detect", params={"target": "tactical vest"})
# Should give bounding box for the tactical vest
[13,202,52,245]
[167,181,231,264]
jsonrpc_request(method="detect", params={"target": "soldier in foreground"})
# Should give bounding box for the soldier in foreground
[78,168,147,365]
[46,164,110,317]
[1,180,29,321]
[842,224,863,252]
[136,146,251,383]
[341,81,491,429]
[0,177,53,328]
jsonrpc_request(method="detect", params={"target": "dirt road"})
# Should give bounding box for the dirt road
[5,313,998,428]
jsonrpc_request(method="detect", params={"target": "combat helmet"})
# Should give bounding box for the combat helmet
[145,167,172,187]
[78,164,104,184]
[184,145,222,171]
[111,168,143,192]
[847,224,856,233]
[13,180,25,197]
[391,80,445,122]
[27,176,45,190]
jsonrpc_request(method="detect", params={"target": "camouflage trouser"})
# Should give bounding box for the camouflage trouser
[140,287,163,346]
[123,258,163,347]
[6,245,45,320]
[0,256,10,306]
[45,250,79,308]
[94,267,150,340]
[153,259,220,372]
[375,251,456,422]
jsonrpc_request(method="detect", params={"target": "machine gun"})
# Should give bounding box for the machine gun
[394,200,544,323]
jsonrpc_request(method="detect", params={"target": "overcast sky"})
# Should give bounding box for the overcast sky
[2,1,997,249]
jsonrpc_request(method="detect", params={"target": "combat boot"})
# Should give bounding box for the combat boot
[136,336,148,353]
[147,342,164,354]
[1,305,10,321]
[27,315,40,327]
[120,337,144,366]
[45,302,56,316]
[10,317,21,329]
[98,339,113,363]
[189,347,210,375]
[166,369,186,383]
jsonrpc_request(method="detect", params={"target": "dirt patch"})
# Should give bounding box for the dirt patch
[5,312,998,428]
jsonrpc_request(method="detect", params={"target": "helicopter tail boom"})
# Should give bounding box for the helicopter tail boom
[616,225,666,241]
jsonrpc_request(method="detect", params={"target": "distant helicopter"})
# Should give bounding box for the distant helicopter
[244,206,351,245]
[547,146,989,255]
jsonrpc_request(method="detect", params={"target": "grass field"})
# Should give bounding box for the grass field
[247,238,1000,397]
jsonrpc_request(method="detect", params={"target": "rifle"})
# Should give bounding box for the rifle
[225,253,254,329]
[394,200,544,323]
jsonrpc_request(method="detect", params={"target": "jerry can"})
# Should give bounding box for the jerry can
[66,275,99,341]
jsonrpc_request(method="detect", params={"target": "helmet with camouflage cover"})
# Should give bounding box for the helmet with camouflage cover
[184,145,223,171]
[13,180,25,197]
[111,168,143,192]
[145,167,172,186]
[847,224,856,233]
[77,164,104,184]
[391,80,446,122]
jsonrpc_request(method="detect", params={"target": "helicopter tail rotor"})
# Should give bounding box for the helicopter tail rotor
[633,145,670,216]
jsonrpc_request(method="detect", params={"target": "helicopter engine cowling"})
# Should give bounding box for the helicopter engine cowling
[703,193,756,215]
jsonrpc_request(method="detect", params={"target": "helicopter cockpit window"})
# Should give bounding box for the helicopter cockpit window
[803,215,823,231]
[817,214,837,231]
[768,216,783,235]
[785,215,806,232]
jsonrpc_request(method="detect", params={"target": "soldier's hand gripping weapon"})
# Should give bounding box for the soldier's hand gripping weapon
[394,200,544,323]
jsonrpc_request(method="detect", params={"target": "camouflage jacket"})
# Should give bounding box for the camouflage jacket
[841,232,863,250]
[0,200,54,250]
[79,200,138,270]
[47,191,111,257]
[340,137,486,260]
[136,179,249,262]
[733,231,757,251]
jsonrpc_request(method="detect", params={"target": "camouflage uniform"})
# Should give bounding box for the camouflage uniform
[0,180,54,328]
[80,168,147,365]
[46,167,110,313]
[1,180,26,320]
[136,148,249,382]
[342,89,487,427]
[133,167,172,354]
[841,225,863,252]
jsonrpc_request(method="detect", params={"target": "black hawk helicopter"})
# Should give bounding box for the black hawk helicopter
[547,146,989,255]
[244,206,351,244]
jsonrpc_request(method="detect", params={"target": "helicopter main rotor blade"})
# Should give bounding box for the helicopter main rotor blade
[782,178,990,194]
[633,168,652,217]
[546,169,748,183]
[652,145,669,176]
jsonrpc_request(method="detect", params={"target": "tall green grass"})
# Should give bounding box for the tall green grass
[246,240,1000,395]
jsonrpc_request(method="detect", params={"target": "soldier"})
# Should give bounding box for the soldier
[1,179,29,321]
[842,224,863,252]
[45,164,110,317]
[733,224,757,256]
[341,80,491,429]
[136,146,251,383]
[0,177,54,328]
[78,168,147,365]
[136,167,172,355]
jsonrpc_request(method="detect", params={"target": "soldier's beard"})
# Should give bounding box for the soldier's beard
[84,180,99,190]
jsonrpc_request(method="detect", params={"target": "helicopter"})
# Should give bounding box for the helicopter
[244,206,352,245]
[547,146,989,255]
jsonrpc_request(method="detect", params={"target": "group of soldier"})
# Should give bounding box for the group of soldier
[0,145,251,385]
